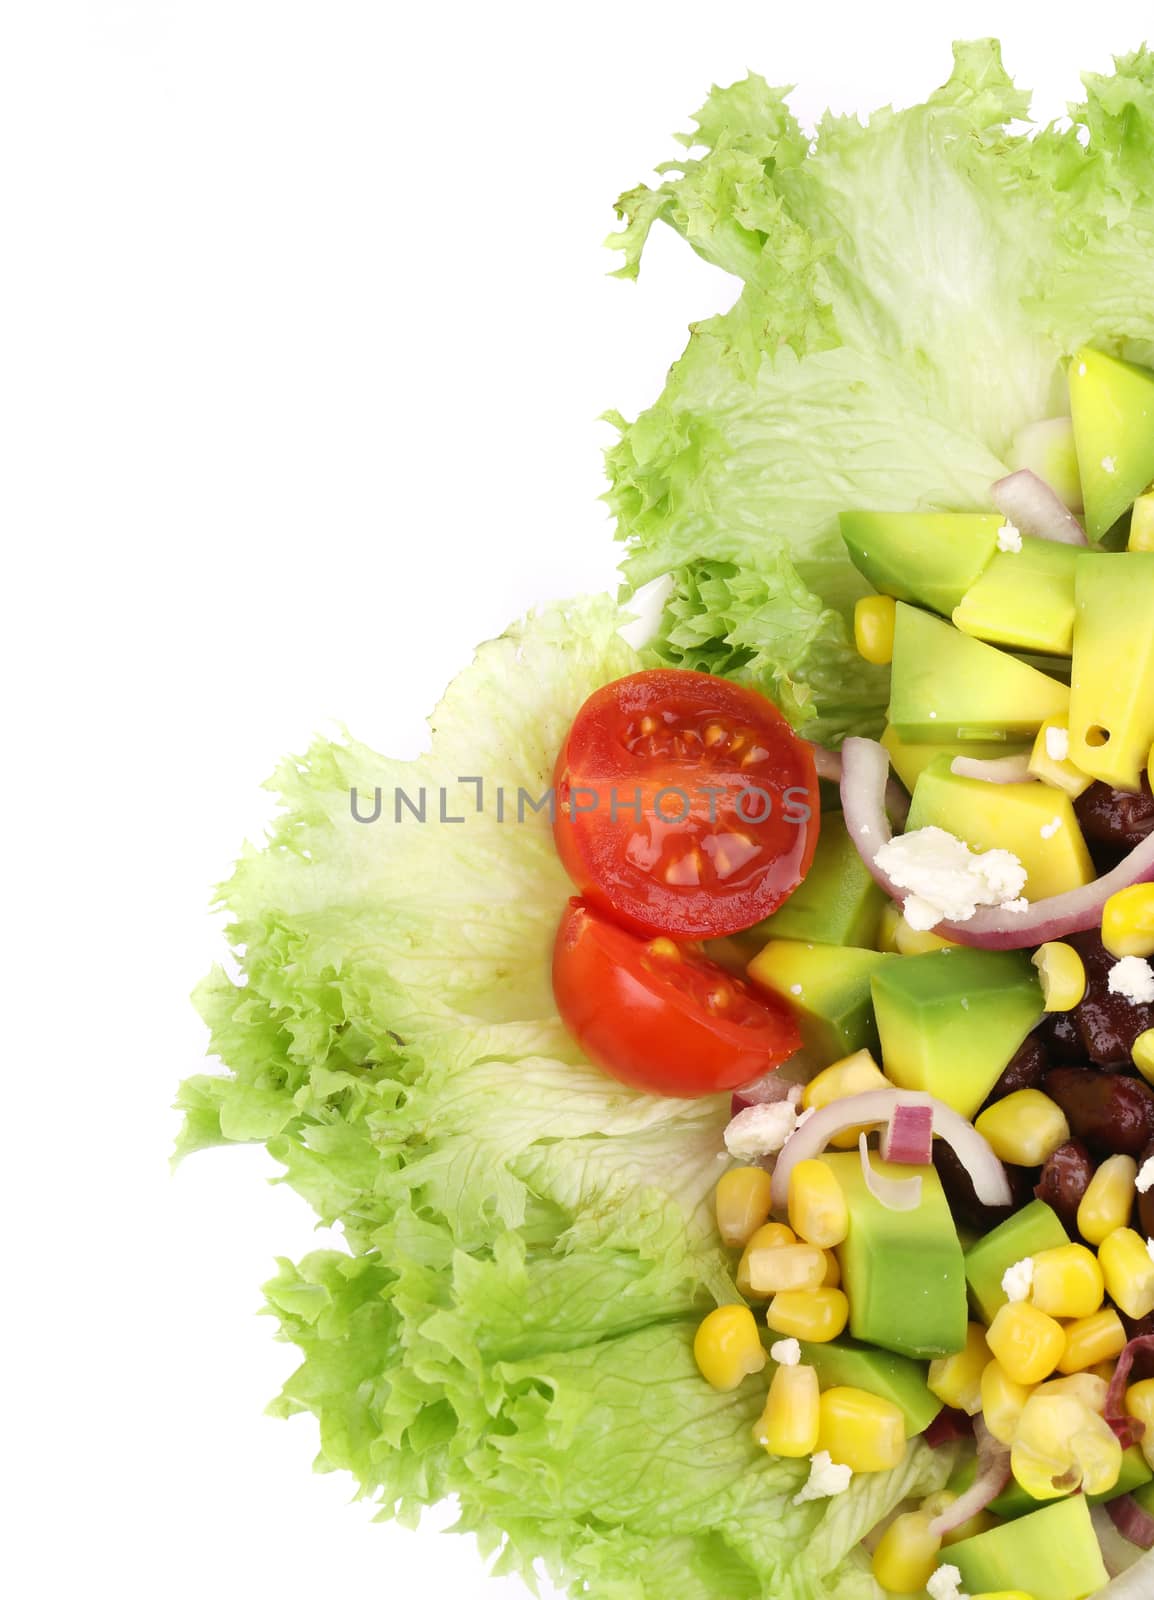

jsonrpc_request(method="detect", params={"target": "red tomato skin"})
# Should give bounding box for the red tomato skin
[551,899,801,1097]
[552,669,820,940]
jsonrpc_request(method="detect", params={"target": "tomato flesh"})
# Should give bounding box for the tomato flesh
[553,669,820,939]
[552,898,802,1096]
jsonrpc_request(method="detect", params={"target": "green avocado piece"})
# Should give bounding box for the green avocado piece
[887,604,1070,742]
[881,723,1029,793]
[985,1445,1152,1518]
[796,1337,941,1436]
[751,813,886,948]
[948,1494,1108,1600]
[963,1200,1069,1324]
[1009,416,1083,512]
[819,1151,968,1359]
[1068,552,1154,791]
[839,511,1001,613]
[1068,346,1154,541]
[871,949,1045,1120]
[952,537,1087,655]
[745,940,894,1065]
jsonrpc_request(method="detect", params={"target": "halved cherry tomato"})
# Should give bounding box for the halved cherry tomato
[553,669,820,939]
[552,898,801,1096]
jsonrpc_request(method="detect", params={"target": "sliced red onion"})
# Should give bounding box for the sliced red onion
[1093,1503,1149,1581]
[859,1133,922,1210]
[769,1087,1012,1211]
[927,1418,1011,1538]
[991,469,1089,546]
[950,752,1035,784]
[923,1407,973,1449]
[731,1071,802,1119]
[882,1101,934,1165]
[841,735,1154,951]
[1106,1336,1154,1444]
[812,741,910,825]
[1108,1496,1154,1553]
[810,745,844,784]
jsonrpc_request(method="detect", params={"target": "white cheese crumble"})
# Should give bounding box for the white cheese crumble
[1148,1237,1154,1266]
[792,1450,853,1505]
[1137,1157,1154,1195]
[770,1338,801,1367]
[1040,816,1062,840]
[996,521,1023,552]
[724,1101,798,1160]
[875,826,1028,932]
[1108,956,1154,1005]
[927,1566,968,1600]
[789,983,803,996]
[1102,455,1117,474]
[1045,725,1070,762]
[1002,1256,1035,1303]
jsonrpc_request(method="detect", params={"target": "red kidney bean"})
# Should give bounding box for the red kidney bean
[1067,931,1154,1069]
[1137,1138,1154,1241]
[1043,1068,1154,1157]
[1038,1005,1085,1063]
[986,1034,1050,1103]
[934,1141,1033,1233]
[1034,1138,1095,1232]
[1074,776,1154,851]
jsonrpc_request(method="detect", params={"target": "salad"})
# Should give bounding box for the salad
[177,40,1154,1600]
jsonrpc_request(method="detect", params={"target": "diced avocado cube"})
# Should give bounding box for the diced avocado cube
[871,949,1044,1120]
[839,511,1001,614]
[820,1151,968,1359]
[948,1494,1108,1600]
[1068,345,1154,541]
[952,537,1087,655]
[746,941,894,1065]
[963,1200,1069,1324]
[752,813,886,949]
[986,1445,1152,1518]
[1009,416,1083,512]
[905,754,1096,901]
[796,1337,941,1436]
[881,723,1030,794]
[1068,552,1154,791]
[888,605,1070,743]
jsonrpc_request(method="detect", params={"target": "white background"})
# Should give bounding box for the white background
[6,3,1151,1596]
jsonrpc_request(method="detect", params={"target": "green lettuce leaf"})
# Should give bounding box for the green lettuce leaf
[180,598,948,1597]
[606,40,1154,742]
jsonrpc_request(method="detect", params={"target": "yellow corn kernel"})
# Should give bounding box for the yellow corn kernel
[928,1323,991,1415]
[802,1051,889,1149]
[822,1249,841,1288]
[766,1288,849,1343]
[1091,1361,1118,1383]
[974,1090,1070,1167]
[1135,1028,1154,1085]
[870,1510,941,1594]
[1102,884,1154,960]
[788,1159,849,1248]
[981,1359,1034,1445]
[985,1301,1066,1386]
[1035,1372,1109,1413]
[1029,717,1093,799]
[1125,1378,1154,1470]
[736,1222,797,1300]
[1130,493,1154,552]
[876,900,903,954]
[920,1491,995,1546]
[693,1305,767,1391]
[715,1165,775,1248]
[817,1387,906,1472]
[753,1361,821,1457]
[1010,1391,1122,1499]
[1029,1243,1104,1319]
[894,915,959,955]
[1099,1227,1154,1321]
[746,1241,827,1296]
[1077,1154,1139,1246]
[855,594,897,666]
[1031,941,1087,1012]
[1056,1307,1127,1374]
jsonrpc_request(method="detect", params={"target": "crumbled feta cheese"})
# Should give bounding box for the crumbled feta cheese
[996,521,1023,552]
[770,1338,801,1367]
[789,983,803,996]
[1040,816,1062,840]
[1108,956,1154,1005]
[724,1101,798,1160]
[792,1451,853,1505]
[1148,1237,1154,1266]
[1045,725,1070,762]
[1102,455,1117,474]
[929,710,938,720]
[875,826,1028,931]
[927,1566,968,1600]
[1137,1157,1154,1195]
[1002,898,1029,915]
[1002,1256,1035,1303]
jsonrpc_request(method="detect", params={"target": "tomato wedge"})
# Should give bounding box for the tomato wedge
[553,669,820,939]
[552,899,802,1096]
